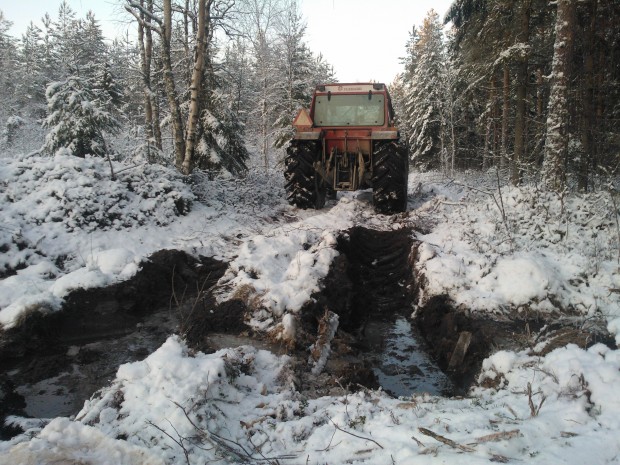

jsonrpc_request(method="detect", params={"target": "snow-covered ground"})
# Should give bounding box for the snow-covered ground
[1,155,620,464]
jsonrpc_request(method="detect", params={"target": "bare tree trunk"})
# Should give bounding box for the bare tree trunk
[151,56,163,150]
[159,0,187,170]
[594,45,605,175]
[181,0,210,175]
[262,76,269,169]
[184,0,191,58]
[137,0,157,158]
[483,76,494,170]
[146,2,163,150]
[484,120,490,170]
[491,73,499,166]
[543,0,575,191]
[579,0,596,192]
[501,64,509,169]
[512,0,531,186]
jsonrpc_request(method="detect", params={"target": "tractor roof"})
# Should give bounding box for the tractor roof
[315,83,387,93]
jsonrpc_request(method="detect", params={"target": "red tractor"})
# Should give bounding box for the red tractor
[285,83,408,214]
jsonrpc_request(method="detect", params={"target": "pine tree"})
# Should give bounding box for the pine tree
[393,26,419,145]
[312,52,336,85]
[194,86,249,175]
[251,29,280,168]
[221,38,253,128]
[76,11,108,76]
[400,26,419,84]
[0,11,18,109]
[51,1,80,74]
[18,22,47,115]
[542,0,575,191]
[41,13,62,83]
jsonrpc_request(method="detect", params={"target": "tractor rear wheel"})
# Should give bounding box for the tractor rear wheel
[284,140,326,209]
[372,141,409,214]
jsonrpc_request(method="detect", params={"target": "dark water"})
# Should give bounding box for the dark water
[363,316,453,397]
[12,308,177,419]
[12,314,451,422]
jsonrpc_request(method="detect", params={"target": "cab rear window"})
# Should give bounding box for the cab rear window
[314,94,385,126]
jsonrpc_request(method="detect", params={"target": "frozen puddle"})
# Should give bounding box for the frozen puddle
[363,317,453,397]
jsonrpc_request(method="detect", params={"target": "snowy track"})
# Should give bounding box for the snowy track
[1,157,620,464]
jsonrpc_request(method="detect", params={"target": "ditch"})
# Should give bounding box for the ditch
[1,226,611,440]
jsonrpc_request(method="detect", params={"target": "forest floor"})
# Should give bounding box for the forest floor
[1,153,620,464]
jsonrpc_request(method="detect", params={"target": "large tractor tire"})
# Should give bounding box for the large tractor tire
[284,140,326,209]
[372,141,409,214]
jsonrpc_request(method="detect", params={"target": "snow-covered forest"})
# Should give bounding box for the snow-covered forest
[0,0,335,173]
[393,0,620,191]
[1,1,619,187]
[1,1,620,464]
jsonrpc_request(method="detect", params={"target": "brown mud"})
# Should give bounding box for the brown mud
[1,227,615,439]
[295,226,615,396]
[0,250,227,439]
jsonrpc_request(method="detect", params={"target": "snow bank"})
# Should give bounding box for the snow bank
[414,179,620,338]
[0,153,193,233]
[0,155,192,328]
[1,336,297,465]
[215,197,363,338]
[1,417,164,465]
[4,336,620,464]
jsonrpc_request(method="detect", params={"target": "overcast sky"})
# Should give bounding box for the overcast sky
[2,0,454,84]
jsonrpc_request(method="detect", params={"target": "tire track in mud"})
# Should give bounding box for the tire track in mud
[299,226,458,397]
[300,226,516,396]
[335,227,414,329]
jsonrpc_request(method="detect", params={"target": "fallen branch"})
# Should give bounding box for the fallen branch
[173,400,297,463]
[438,200,468,207]
[474,429,520,444]
[146,420,192,465]
[410,435,425,448]
[418,427,474,452]
[329,418,384,450]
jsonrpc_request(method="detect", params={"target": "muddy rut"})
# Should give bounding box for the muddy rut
[2,223,613,439]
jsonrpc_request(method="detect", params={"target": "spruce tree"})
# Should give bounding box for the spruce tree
[43,75,120,158]
[272,0,315,149]
[405,10,445,170]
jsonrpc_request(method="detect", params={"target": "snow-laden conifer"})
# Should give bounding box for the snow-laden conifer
[43,75,120,158]
[404,10,445,170]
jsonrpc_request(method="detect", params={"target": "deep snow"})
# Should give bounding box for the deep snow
[1,155,619,464]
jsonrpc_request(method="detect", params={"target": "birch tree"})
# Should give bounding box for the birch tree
[181,0,211,175]
[136,0,162,152]
[126,0,186,170]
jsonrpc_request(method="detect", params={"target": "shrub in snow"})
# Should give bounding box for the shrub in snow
[43,75,120,158]
[2,115,24,146]
[0,154,193,233]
